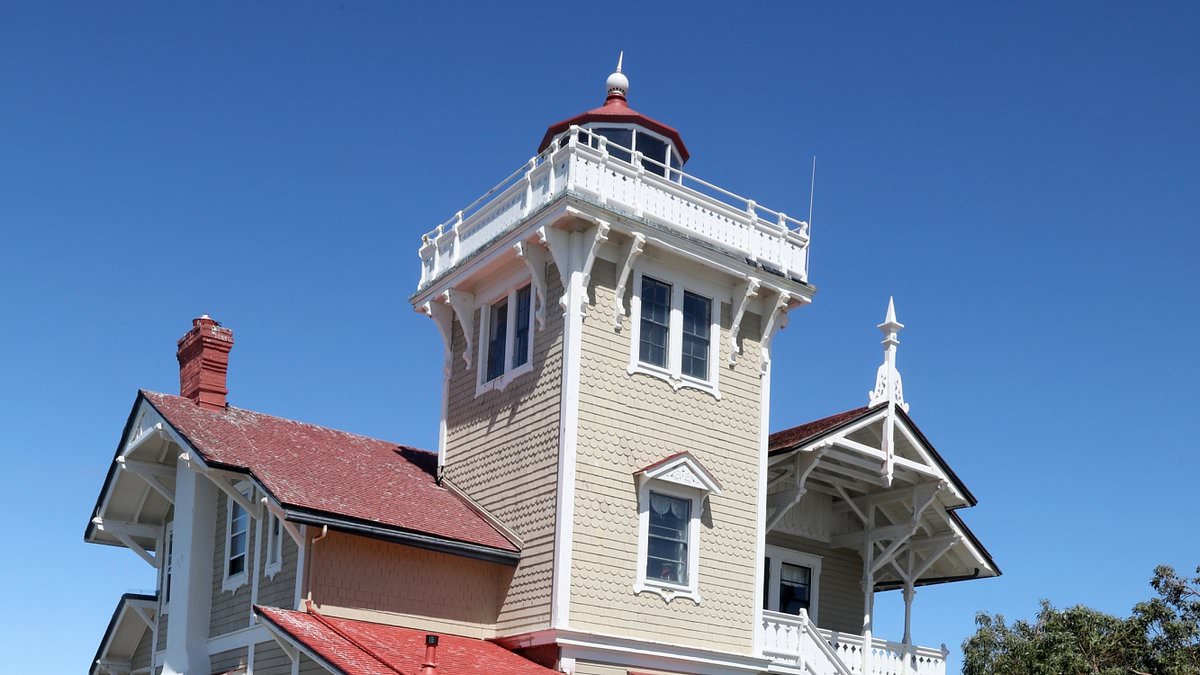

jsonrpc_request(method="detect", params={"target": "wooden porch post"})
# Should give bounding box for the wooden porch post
[862,510,875,675]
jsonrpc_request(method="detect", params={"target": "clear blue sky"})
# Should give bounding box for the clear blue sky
[2,2,1196,673]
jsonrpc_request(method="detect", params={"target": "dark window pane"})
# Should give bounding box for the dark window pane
[646,492,690,585]
[636,133,668,176]
[513,286,532,368]
[639,276,671,368]
[779,563,812,615]
[487,299,508,381]
[594,127,632,163]
[682,291,711,379]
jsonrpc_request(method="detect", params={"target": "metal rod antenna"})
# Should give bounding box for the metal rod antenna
[807,155,817,231]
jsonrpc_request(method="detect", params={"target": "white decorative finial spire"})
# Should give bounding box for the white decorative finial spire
[606,51,629,100]
[868,296,908,412]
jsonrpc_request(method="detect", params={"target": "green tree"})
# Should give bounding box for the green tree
[962,565,1200,675]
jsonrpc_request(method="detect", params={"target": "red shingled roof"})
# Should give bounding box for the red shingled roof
[769,406,872,453]
[142,391,517,554]
[537,94,689,162]
[256,606,558,675]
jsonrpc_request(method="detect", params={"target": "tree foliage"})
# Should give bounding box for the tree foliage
[962,565,1200,675]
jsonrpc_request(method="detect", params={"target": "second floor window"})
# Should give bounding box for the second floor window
[478,281,535,393]
[265,512,283,575]
[223,482,251,590]
[630,269,722,398]
[639,276,671,367]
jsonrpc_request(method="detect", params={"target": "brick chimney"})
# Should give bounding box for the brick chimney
[176,315,234,410]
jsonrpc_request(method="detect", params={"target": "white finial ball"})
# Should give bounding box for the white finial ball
[606,70,628,97]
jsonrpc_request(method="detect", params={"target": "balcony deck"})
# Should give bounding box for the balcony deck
[762,610,947,675]
[416,126,810,292]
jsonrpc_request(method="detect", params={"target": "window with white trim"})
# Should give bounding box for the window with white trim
[764,546,822,622]
[477,280,535,394]
[634,452,721,604]
[264,511,283,577]
[222,482,251,591]
[628,267,723,398]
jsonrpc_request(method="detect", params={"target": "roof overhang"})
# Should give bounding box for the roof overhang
[90,593,157,675]
[768,405,1000,589]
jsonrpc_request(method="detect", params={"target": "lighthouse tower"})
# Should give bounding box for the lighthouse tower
[411,60,814,671]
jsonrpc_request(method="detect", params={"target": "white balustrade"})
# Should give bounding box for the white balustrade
[417,126,810,290]
[761,611,947,675]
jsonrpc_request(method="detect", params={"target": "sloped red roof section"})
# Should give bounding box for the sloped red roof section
[769,406,872,453]
[537,95,689,162]
[256,606,559,675]
[143,391,517,553]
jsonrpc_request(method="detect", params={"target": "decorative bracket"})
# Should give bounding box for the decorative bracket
[536,225,572,312]
[420,300,456,377]
[513,240,548,330]
[728,277,762,364]
[115,456,176,504]
[765,444,828,531]
[443,289,476,369]
[759,289,792,376]
[579,221,610,314]
[612,233,646,330]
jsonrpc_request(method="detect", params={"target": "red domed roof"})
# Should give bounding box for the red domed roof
[538,89,690,163]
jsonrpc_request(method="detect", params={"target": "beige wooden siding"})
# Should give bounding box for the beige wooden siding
[254,640,292,675]
[767,533,865,635]
[569,259,765,654]
[442,263,563,635]
[209,647,247,674]
[258,527,298,610]
[209,489,255,637]
[571,662,628,675]
[309,530,509,638]
[131,626,153,671]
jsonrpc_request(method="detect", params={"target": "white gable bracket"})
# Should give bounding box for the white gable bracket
[513,240,549,330]
[612,232,646,329]
[728,277,761,364]
[90,517,157,568]
[419,299,456,377]
[442,289,476,369]
[766,444,828,531]
[261,497,306,548]
[179,452,261,519]
[115,456,176,504]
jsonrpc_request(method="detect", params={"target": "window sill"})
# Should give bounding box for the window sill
[221,572,248,593]
[626,361,721,400]
[475,361,534,397]
[264,562,281,579]
[634,580,702,605]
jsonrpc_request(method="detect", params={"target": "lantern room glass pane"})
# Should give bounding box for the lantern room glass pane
[636,133,668,176]
[593,126,632,163]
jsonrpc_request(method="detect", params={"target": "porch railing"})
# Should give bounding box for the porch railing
[416,126,810,291]
[762,611,947,675]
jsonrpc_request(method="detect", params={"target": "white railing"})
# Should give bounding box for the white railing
[762,611,947,675]
[417,126,810,290]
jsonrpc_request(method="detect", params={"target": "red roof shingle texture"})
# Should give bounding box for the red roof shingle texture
[143,391,517,553]
[257,607,558,675]
[768,406,872,452]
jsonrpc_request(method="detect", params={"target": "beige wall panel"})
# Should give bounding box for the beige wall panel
[767,533,865,635]
[209,647,247,674]
[253,640,293,675]
[571,662,628,675]
[210,490,254,637]
[259,529,298,610]
[310,530,509,638]
[570,260,765,654]
[443,264,564,635]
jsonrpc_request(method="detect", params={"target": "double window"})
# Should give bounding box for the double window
[478,282,534,393]
[629,270,722,397]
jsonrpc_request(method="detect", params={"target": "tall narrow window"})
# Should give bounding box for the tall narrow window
[228,500,248,577]
[779,563,812,615]
[646,492,690,585]
[486,298,509,382]
[681,291,711,379]
[512,285,531,369]
[639,276,671,368]
[162,524,174,606]
[265,512,283,575]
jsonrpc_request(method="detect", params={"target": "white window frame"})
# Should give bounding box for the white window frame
[475,270,536,396]
[159,521,173,614]
[627,261,726,399]
[633,452,722,605]
[264,511,283,578]
[221,481,251,592]
[765,545,822,623]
